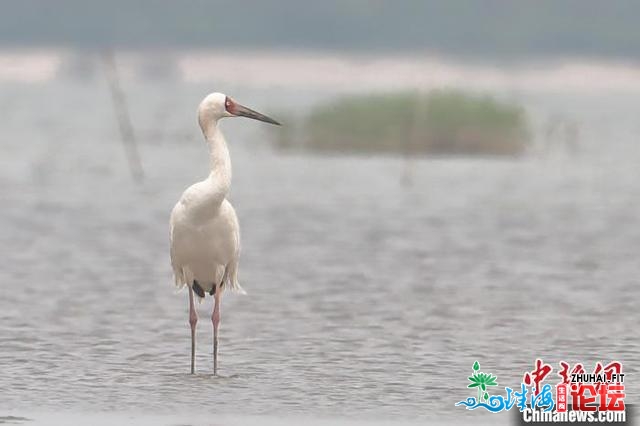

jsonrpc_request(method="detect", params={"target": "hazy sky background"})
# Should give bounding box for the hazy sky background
[1,0,638,59]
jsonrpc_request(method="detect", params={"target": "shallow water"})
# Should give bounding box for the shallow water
[0,80,639,424]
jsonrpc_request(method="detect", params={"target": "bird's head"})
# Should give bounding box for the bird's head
[197,92,281,130]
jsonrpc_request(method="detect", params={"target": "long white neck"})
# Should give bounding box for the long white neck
[204,120,232,192]
[186,120,231,220]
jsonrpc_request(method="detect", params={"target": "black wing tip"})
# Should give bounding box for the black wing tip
[192,281,205,298]
[192,280,224,298]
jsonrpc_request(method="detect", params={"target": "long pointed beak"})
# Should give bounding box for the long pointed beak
[233,103,281,126]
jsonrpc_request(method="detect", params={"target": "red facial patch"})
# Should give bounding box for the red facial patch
[225,97,236,115]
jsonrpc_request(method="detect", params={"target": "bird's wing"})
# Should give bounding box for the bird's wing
[169,202,186,288]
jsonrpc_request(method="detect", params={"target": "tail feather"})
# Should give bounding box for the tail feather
[173,268,185,289]
[173,266,193,291]
[226,263,246,295]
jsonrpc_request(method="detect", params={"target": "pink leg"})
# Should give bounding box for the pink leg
[212,287,222,375]
[188,285,198,374]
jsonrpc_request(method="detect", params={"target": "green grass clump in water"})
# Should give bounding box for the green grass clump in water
[292,90,529,156]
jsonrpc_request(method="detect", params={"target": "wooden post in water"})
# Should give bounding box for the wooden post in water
[102,50,144,183]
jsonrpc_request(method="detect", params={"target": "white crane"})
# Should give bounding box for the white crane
[170,92,280,375]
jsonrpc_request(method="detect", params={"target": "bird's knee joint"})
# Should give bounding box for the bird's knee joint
[189,314,198,328]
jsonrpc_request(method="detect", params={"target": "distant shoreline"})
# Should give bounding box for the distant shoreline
[1,48,640,94]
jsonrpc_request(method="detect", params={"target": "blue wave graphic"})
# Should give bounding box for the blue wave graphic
[455,395,509,413]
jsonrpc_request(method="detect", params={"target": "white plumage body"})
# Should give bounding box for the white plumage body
[170,195,241,295]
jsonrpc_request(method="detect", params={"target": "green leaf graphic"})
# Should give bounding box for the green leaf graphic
[466,363,499,403]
